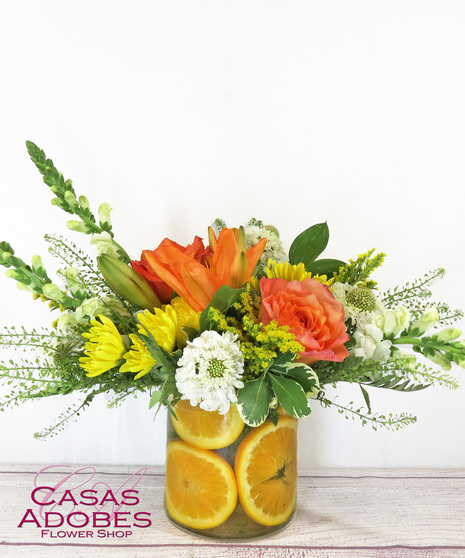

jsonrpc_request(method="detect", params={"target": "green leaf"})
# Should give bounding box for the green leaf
[271,352,295,369]
[288,223,329,268]
[137,331,177,372]
[275,363,320,397]
[360,385,371,414]
[269,374,312,419]
[148,390,162,409]
[307,258,345,278]
[199,285,245,331]
[237,375,272,427]
[181,326,199,343]
[361,375,431,392]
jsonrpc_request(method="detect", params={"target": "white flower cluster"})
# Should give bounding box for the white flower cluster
[175,330,245,414]
[331,282,411,362]
[244,224,286,265]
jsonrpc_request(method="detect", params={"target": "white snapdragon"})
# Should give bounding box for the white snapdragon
[75,297,108,322]
[90,231,120,258]
[376,306,410,337]
[352,322,392,361]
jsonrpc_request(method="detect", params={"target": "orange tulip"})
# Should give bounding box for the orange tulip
[141,227,267,312]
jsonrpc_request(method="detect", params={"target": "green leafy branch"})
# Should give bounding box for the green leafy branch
[0,326,75,354]
[45,234,112,298]
[381,268,463,325]
[316,392,418,431]
[316,354,459,390]
[33,394,97,439]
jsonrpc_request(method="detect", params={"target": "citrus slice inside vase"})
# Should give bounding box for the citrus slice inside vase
[234,415,298,527]
[171,399,245,450]
[165,439,238,529]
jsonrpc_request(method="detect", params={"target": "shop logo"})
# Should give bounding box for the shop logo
[17,465,152,539]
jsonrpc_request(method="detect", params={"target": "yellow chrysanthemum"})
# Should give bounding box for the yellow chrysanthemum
[120,300,201,381]
[80,315,125,377]
[137,305,178,353]
[120,334,156,380]
[170,297,201,347]
[265,259,333,286]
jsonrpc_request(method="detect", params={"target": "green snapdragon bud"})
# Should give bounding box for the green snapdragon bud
[64,267,79,281]
[69,284,88,301]
[98,203,112,227]
[0,242,15,266]
[5,269,31,288]
[31,255,47,279]
[51,197,70,211]
[425,349,451,371]
[79,195,90,210]
[64,190,79,210]
[454,354,465,369]
[407,307,440,337]
[67,220,93,234]
[42,283,67,304]
[432,328,462,343]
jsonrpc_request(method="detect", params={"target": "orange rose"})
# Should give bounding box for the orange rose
[258,277,349,365]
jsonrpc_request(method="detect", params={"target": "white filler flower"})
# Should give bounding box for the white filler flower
[175,330,244,414]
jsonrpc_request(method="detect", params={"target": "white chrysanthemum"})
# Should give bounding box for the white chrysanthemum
[175,330,244,414]
[244,225,286,264]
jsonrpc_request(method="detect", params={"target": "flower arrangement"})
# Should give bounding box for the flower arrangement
[1,142,464,439]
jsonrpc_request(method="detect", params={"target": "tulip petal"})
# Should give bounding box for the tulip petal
[229,251,249,288]
[208,226,218,251]
[143,247,192,302]
[245,237,267,272]
[212,228,240,283]
[181,261,222,311]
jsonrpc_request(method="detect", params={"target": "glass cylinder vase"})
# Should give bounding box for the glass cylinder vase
[164,400,298,540]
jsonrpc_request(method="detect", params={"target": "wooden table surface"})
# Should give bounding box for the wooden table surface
[0,465,464,557]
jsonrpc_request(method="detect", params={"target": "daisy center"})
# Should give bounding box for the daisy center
[207,357,226,378]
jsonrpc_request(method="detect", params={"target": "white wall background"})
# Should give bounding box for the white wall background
[1,1,464,471]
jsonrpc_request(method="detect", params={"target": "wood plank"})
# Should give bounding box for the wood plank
[0,467,464,556]
[1,544,465,558]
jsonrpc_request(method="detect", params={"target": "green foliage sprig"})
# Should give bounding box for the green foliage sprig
[332,248,386,288]
[316,354,459,390]
[316,392,418,431]
[45,234,113,299]
[382,268,464,325]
